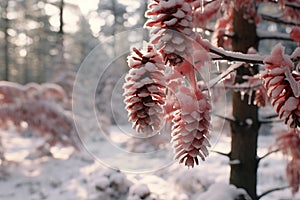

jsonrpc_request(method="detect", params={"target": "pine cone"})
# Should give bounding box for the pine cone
[262,44,300,128]
[171,86,211,167]
[145,0,195,66]
[286,159,300,195]
[253,85,269,107]
[276,129,300,194]
[123,46,166,135]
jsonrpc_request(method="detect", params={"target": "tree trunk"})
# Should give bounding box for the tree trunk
[229,8,260,200]
[3,0,9,81]
[59,0,64,36]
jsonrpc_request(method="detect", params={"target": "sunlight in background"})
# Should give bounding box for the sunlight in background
[45,0,143,36]
[74,0,142,36]
[71,0,98,15]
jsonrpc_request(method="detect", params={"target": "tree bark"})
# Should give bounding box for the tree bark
[229,8,260,200]
[3,0,9,81]
[59,0,64,36]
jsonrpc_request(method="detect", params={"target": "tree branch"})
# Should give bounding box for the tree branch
[261,14,300,26]
[257,149,280,163]
[259,119,284,124]
[198,27,235,38]
[211,150,230,157]
[257,30,293,41]
[209,45,266,64]
[261,114,279,119]
[257,186,290,199]
[207,42,299,66]
[268,0,300,9]
[206,62,243,89]
[212,113,236,123]
[225,83,262,90]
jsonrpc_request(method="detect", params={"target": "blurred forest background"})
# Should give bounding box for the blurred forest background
[0,0,147,84]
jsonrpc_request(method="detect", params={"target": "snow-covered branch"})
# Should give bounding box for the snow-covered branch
[208,44,266,64]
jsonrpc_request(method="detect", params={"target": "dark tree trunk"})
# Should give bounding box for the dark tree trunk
[59,0,64,36]
[229,8,260,200]
[3,0,9,81]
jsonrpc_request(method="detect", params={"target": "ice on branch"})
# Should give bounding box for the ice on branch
[123,46,166,135]
[276,129,300,194]
[171,85,211,168]
[262,44,300,128]
[145,0,195,66]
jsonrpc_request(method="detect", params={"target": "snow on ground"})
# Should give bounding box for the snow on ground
[0,124,300,200]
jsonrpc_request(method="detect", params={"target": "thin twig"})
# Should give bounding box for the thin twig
[268,0,300,9]
[212,113,236,123]
[206,62,243,89]
[257,149,280,163]
[259,119,284,124]
[257,30,293,41]
[261,114,279,119]
[225,83,262,90]
[197,27,235,38]
[211,150,230,157]
[257,186,290,199]
[261,14,300,26]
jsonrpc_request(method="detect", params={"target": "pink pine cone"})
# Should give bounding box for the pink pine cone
[145,0,195,66]
[123,46,166,134]
[262,44,300,128]
[276,129,300,194]
[253,85,269,108]
[171,86,211,168]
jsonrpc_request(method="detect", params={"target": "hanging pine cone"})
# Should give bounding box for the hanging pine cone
[145,0,195,66]
[171,86,211,168]
[262,44,300,128]
[123,46,166,135]
[276,129,300,194]
[253,85,269,108]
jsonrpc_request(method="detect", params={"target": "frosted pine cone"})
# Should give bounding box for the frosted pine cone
[123,46,166,135]
[262,44,300,128]
[171,86,211,167]
[145,0,195,66]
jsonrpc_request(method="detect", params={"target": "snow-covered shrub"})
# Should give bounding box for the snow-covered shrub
[0,81,78,156]
[166,167,214,197]
[127,184,158,200]
[130,174,188,200]
[196,183,251,200]
[91,168,133,200]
